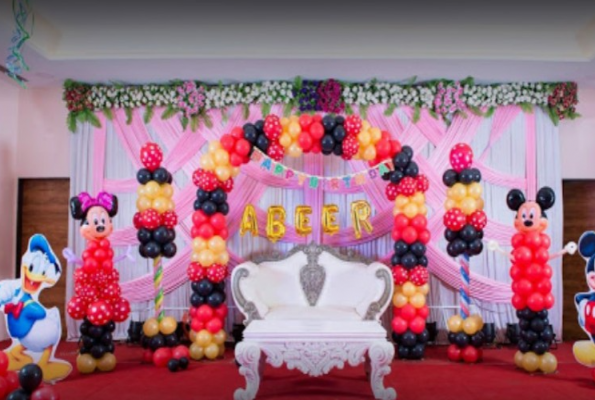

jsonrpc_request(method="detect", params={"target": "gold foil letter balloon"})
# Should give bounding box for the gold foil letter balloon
[295,206,313,236]
[322,204,339,235]
[266,206,286,243]
[240,204,258,237]
[351,200,373,239]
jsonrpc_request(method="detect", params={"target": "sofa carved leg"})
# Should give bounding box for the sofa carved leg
[234,342,262,400]
[369,342,396,400]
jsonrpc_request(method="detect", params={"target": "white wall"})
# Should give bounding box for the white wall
[560,87,595,179]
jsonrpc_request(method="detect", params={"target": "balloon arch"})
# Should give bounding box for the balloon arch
[186,113,432,360]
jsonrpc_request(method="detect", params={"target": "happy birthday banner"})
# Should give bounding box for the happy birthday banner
[250,149,394,190]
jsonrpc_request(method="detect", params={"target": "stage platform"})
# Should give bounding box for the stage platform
[19,341,595,400]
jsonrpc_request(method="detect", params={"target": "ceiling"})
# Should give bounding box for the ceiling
[2,0,595,87]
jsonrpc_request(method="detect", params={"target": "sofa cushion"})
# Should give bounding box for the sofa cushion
[254,251,310,308]
[265,306,361,321]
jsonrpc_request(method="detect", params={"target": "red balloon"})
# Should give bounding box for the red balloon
[449,143,473,173]
[409,316,426,334]
[391,228,401,241]
[133,212,143,229]
[310,143,321,154]
[140,142,163,172]
[101,260,114,270]
[400,304,416,321]
[542,264,553,279]
[418,230,431,245]
[444,209,466,231]
[235,139,251,157]
[527,293,545,312]
[401,227,418,244]
[299,114,313,129]
[510,266,522,281]
[112,298,131,323]
[525,264,544,282]
[390,140,402,156]
[392,317,408,334]
[67,297,87,320]
[197,223,215,239]
[0,377,8,399]
[87,301,113,326]
[410,215,427,231]
[220,134,236,152]
[5,371,18,392]
[209,213,227,231]
[543,293,555,309]
[376,140,391,158]
[206,317,223,334]
[230,127,244,139]
[394,214,410,230]
[153,348,173,368]
[192,210,208,227]
[83,258,99,273]
[511,233,525,248]
[31,386,61,400]
[309,122,324,140]
[447,344,462,362]
[196,305,214,322]
[461,345,480,363]
[535,279,552,295]
[190,318,205,332]
[417,305,430,319]
[512,247,533,266]
[512,294,526,310]
[525,232,542,250]
[297,132,313,152]
[0,351,8,376]
[229,153,244,167]
[218,228,229,240]
[142,349,153,364]
[99,238,111,248]
[172,345,190,360]
[533,248,549,264]
[214,304,229,319]
[591,368,595,382]
[515,279,533,296]
[540,234,551,249]
[468,210,487,231]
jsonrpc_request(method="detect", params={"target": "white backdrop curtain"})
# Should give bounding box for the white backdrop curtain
[67,106,563,341]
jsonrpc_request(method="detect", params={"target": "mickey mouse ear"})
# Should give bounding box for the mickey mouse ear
[506,189,525,211]
[536,187,555,211]
[579,231,595,259]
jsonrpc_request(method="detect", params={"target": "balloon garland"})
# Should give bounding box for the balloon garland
[442,143,487,364]
[386,146,432,360]
[133,142,184,368]
[67,191,130,373]
[188,113,407,359]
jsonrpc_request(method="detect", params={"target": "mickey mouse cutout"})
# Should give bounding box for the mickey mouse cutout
[572,231,595,368]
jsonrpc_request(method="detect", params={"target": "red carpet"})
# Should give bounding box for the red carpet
[31,342,595,399]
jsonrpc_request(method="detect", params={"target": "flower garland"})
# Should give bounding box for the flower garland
[63,77,579,132]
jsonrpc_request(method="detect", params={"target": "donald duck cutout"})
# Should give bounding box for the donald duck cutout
[0,234,72,382]
[573,231,595,369]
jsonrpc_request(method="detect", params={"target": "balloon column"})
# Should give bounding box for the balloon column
[4,363,59,399]
[386,145,432,360]
[133,142,182,367]
[505,187,575,373]
[442,143,487,364]
[572,231,595,378]
[67,191,130,373]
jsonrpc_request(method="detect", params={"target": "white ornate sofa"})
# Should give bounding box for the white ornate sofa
[231,243,395,400]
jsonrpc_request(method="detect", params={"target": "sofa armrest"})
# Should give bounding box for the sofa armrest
[231,262,269,325]
[357,262,394,321]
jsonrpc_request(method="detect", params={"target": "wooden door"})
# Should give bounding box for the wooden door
[562,180,595,340]
[17,178,70,338]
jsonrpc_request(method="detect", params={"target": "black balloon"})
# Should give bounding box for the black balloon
[82,335,94,348]
[454,332,469,347]
[137,228,152,244]
[194,279,214,296]
[322,115,336,131]
[19,364,42,393]
[167,228,176,242]
[517,308,536,320]
[418,256,428,267]
[321,148,333,156]
[100,332,113,346]
[447,332,456,344]
[391,254,401,267]
[106,343,115,353]
[397,345,410,359]
[190,293,205,307]
[410,344,425,360]
[401,331,417,347]
[470,168,482,182]
[154,226,170,244]
[88,325,104,339]
[444,229,458,242]
[153,168,169,184]
[532,340,549,355]
[150,334,165,351]
[332,144,343,156]
[321,134,335,152]
[144,241,162,258]
[336,116,345,125]
[521,329,538,344]
[468,239,483,256]
[460,225,478,242]
[165,334,179,347]
[394,240,409,256]
[332,126,346,142]
[392,332,401,344]
[211,188,227,204]
[530,317,546,333]
[162,242,177,258]
[459,168,474,184]
[540,327,554,342]
[197,189,210,202]
[179,357,189,370]
[393,152,410,169]
[401,146,413,159]
[193,199,201,211]
[91,345,107,359]
[256,135,270,152]
[417,329,429,344]
[201,201,217,215]
[401,253,417,269]
[519,318,530,331]
[470,332,485,347]
[536,310,548,319]
[218,203,230,215]
[254,120,265,133]
[80,320,91,335]
[207,291,226,308]
[244,125,258,143]
[410,242,426,257]
[404,162,419,177]
[168,358,180,372]
[7,389,29,400]
[442,169,458,187]
[137,168,153,185]
[517,339,530,353]
[390,170,404,184]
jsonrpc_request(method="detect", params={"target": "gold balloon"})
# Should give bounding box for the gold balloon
[192,238,207,252]
[208,141,222,152]
[143,318,159,337]
[216,251,229,265]
[198,249,215,267]
[470,314,484,331]
[287,142,303,158]
[362,145,377,161]
[190,343,205,360]
[189,330,197,343]
[213,148,230,166]
[322,204,340,236]
[77,354,97,374]
[362,120,371,131]
[351,200,373,239]
[208,236,226,253]
[196,330,213,347]
[573,340,595,367]
[411,192,425,205]
[462,317,479,335]
[402,282,416,297]
[370,127,382,143]
[280,117,290,127]
[522,352,540,373]
[190,252,201,263]
[161,184,173,198]
[295,206,313,236]
[137,185,147,197]
[96,353,117,372]
[279,133,292,148]
[475,197,485,211]
[461,197,478,215]
[266,206,286,243]
[514,351,525,368]
[418,204,428,216]
[393,293,408,308]
[167,200,175,212]
[447,315,463,333]
[444,198,457,211]
[213,330,227,345]
[240,205,258,237]
[410,292,426,308]
[145,181,162,199]
[417,283,430,295]
[539,352,557,374]
[403,203,419,219]
[215,165,231,182]
[288,121,301,138]
[136,196,152,212]
[152,196,170,214]
[159,316,178,335]
[205,343,219,360]
[450,183,467,201]
[395,195,409,209]
[231,167,240,178]
[467,182,482,199]
[358,130,371,146]
[200,153,216,171]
